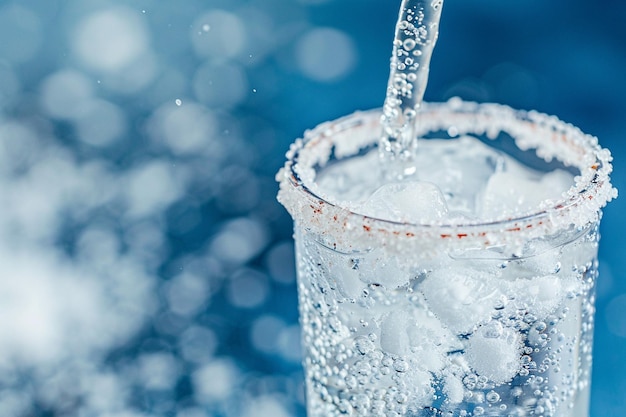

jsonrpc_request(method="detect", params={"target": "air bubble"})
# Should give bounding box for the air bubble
[393,358,409,373]
[354,336,375,355]
[396,393,408,403]
[486,391,500,403]
[352,394,370,412]
[403,39,416,51]
[338,399,352,414]
[463,374,477,389]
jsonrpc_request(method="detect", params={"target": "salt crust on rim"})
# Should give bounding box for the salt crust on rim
[276,99,617,257]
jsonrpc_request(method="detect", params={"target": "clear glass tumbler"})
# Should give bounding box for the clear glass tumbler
[277,100,616,417]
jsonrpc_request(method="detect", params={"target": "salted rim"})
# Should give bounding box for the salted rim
[276,99,617,253]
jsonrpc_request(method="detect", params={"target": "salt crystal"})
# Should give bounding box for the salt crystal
[466,324,521,384]
[420,268,502,335]
[358,181,448,223]
[278,104,616,259]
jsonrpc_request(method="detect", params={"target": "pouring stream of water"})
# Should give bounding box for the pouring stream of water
[379,0,444,180]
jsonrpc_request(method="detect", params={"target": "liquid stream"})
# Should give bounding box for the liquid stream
[380,0,444,180]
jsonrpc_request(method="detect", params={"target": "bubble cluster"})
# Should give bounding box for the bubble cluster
[295,219,600,416]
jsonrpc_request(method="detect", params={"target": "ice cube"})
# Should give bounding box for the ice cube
[416,136,502,214]
[481,169,575,219]
[380,311,412,356]
[522,240,563,276]
[558,238,598,279]
[540,169,575,200]
[406,294,461,350]
[358,251,412,289]
[326,253,366,300]
[358,181,449,223]
[466,323,521,384]
[380,306,459,372]
[420,268,502,335]
[407,308,460,373]
[506,274,563,320]
[480,171,540,218]
[316,148,382,204]
[403,368,435,410]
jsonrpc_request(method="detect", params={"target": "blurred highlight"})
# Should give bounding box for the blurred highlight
[0,0,625,416]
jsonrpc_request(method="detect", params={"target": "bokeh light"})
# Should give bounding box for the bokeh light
[0,1,624,416]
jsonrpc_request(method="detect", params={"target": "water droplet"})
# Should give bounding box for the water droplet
[202,24,211,32]
[175,99,182,106]
[252,88,257,93]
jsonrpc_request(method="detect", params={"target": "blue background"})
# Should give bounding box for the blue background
[0,0,624,416]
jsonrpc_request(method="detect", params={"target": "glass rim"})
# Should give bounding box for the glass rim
[278,99,616,243]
